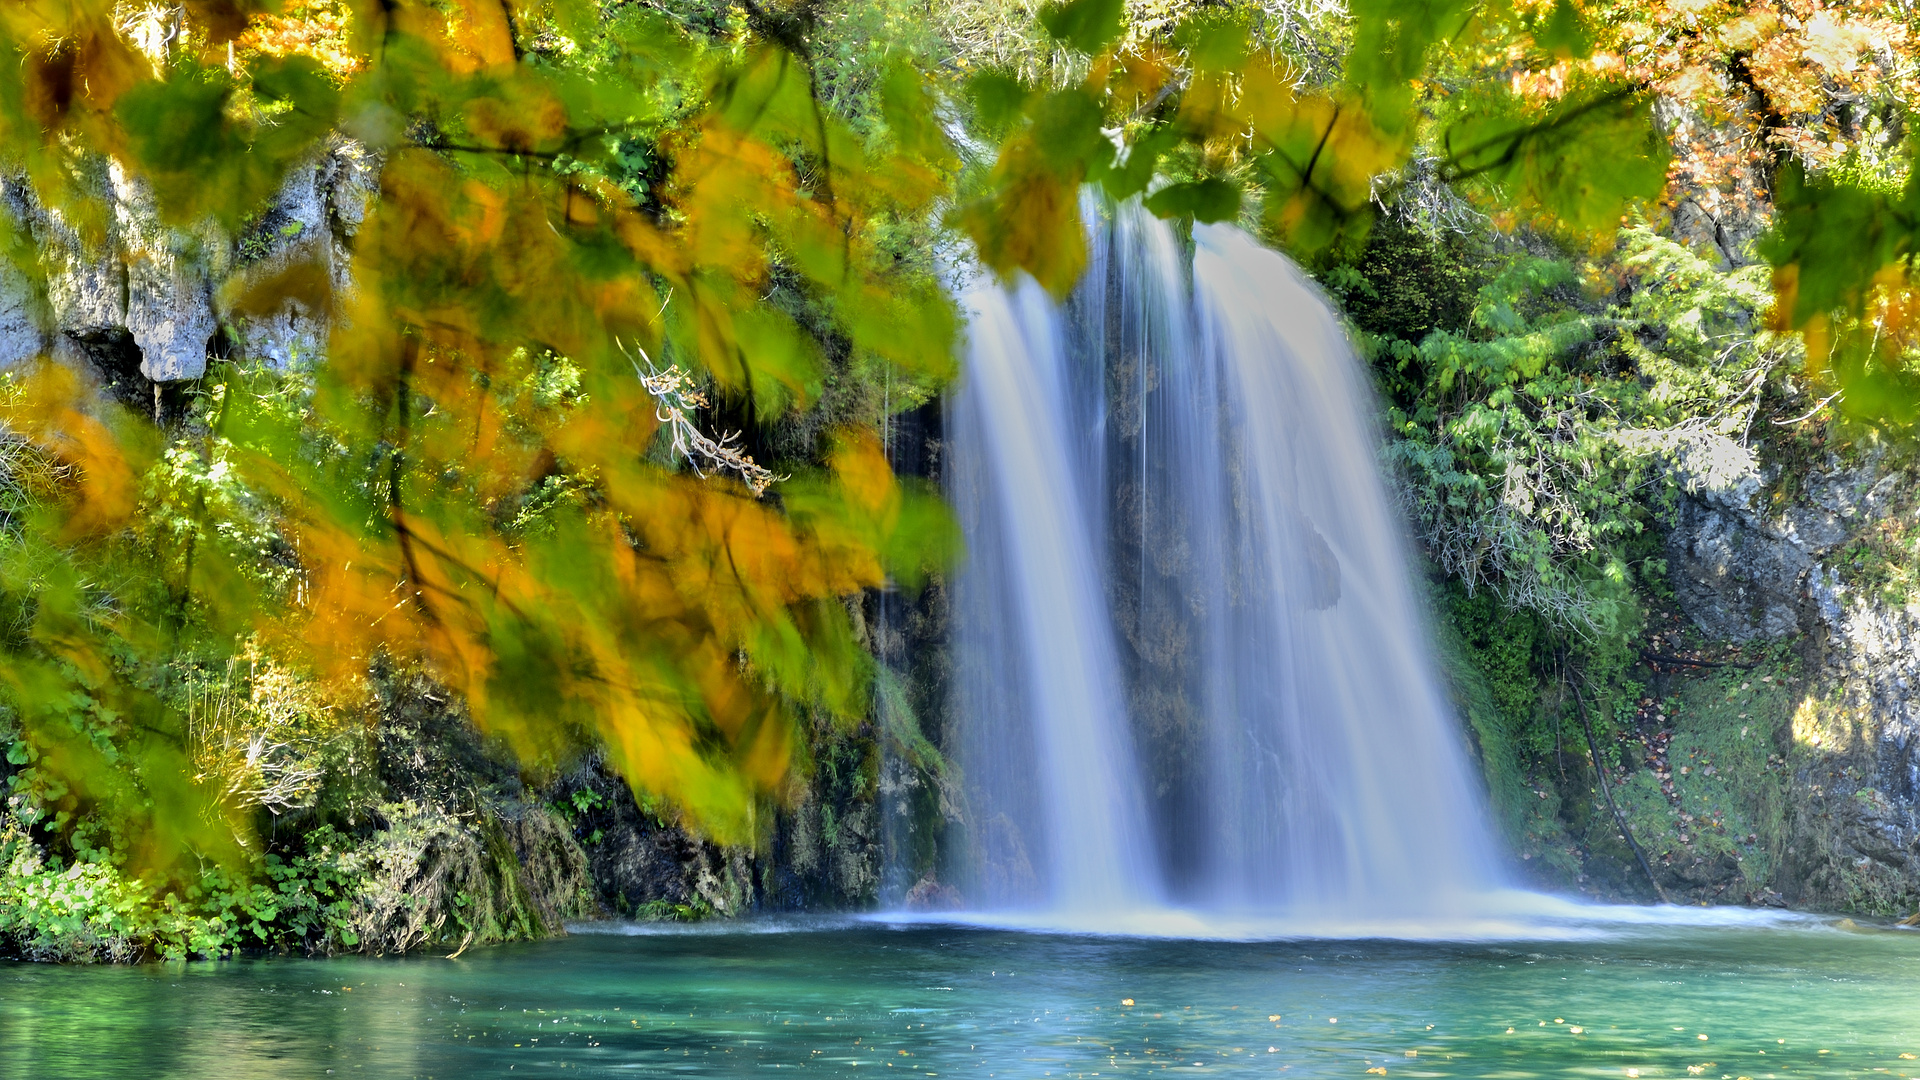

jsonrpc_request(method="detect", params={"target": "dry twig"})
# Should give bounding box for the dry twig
[619,340,786,496]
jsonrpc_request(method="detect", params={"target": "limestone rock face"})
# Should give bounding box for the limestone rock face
[1666,437,1901,642]
[111,164,219,382]
[0,140,376,385]
[0,254,42,369]
[225,142,376,371]
[1666,440,1920,911]
[1668,494,1812,640]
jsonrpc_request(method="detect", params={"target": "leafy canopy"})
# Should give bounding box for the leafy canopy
[958,0,1673,293]
[0,0,960,857]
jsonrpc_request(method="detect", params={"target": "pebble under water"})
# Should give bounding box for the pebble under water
[4,909,1919,1078]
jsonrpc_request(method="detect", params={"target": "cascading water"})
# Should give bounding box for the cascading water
[947,202,1502,924]
[947,274,1162,913]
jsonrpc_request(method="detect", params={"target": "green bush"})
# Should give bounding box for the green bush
[0,816,365,961]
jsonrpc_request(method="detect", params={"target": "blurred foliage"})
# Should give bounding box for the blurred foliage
[1502,0,1920,431]
[953,0,1672,293]
[0,0,967,911]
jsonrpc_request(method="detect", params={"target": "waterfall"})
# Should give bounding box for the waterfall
[948,273,1163,913]
[947,203,1501,924]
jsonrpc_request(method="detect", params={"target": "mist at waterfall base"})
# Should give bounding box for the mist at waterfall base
[941,204,1547,939]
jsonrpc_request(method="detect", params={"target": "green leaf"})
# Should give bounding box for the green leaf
[732,308,821,412]
[1344,0,1476,126]
[1146,178,1242,223]
[1535,0,1594,60]
[880,61,953,166]
[547,0,601,41]
[1762,159,1919,324]
[1039,0,1125,55]
[1028,88,1112,174]
[1444,82,1666,234]
[966,71,1031,135]
[1099,124,1181,202]
[1174,14,1249,73]
[116,71,231,185]
[116,59,339,226]
[249,56,342,149]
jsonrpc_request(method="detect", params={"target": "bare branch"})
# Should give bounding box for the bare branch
[619,340,787,497]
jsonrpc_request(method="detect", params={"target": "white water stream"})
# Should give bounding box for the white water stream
[948,204,1501,923]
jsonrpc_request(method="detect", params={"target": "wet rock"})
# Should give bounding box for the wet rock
[1667,492,1811,641]
[554,740,884,920]
[1661,432,1808,641]
[1657,848,1742,894]
[904,872,963,910]
[583,786,748,918]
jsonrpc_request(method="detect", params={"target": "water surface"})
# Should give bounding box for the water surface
[5,908,1918,1078]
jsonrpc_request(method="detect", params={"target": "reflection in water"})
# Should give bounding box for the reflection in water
[4,916,1917,1078]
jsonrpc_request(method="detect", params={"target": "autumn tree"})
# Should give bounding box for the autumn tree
[0,0,961,869]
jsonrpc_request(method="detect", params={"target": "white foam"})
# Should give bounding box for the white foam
[858,890,1836,943]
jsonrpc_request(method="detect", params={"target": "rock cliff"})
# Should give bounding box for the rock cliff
[1664,434,1920,912]
[0,139,375,395]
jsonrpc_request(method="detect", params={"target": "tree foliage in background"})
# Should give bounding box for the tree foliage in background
[1341,222,1788,637]
[1303,0,1918,640]
[1318,1,1920,882]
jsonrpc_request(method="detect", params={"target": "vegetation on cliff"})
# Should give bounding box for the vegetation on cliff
[1322,3,1920,908]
